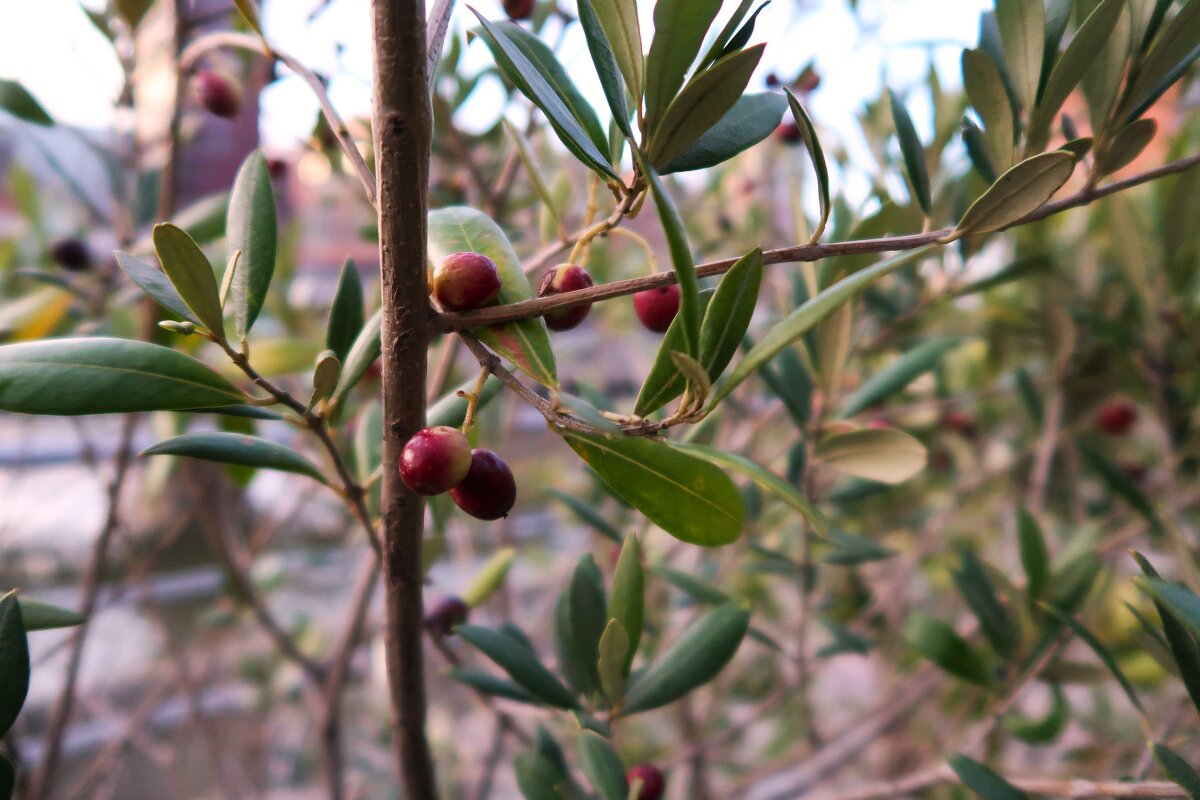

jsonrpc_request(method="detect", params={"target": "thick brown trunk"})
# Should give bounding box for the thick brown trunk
[369,1,438,798]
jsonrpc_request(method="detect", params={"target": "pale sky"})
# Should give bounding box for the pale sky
[0,0,990,194]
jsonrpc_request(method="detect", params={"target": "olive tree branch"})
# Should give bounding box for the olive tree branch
[179,31,377,206]
[438,152,1200,333]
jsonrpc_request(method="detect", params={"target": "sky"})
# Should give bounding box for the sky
[0,0,990,153]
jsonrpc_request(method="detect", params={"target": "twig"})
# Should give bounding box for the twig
[438,152,1200,332]
[179,31,377,206]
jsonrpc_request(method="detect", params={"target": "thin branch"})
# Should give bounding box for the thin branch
[179,31,377,206]
[438,152,1200,332]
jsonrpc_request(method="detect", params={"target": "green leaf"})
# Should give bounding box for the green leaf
[662,92,787,173]
[231,0,265,37]
[428,207,558,387]
[621,601,750,714]
[700,249,764,382]
[952,151,1075,237]
[152,223,225,338]
[576,731,626,800]
[711,247,931,408]
[652,565,729,604]
[115,251,200,325]
[326,259,364,363]
[995,0,1045,112]
[514,751,569,800]
[669,442,828,533]
[327,309,381,420]
[609,534,645,674]
[17,599,85,631]
[641,165,702,358]
[1131,556,1200,722]
[1152,742,1200,798]
[471,10,618,180]
[634,290,714,417]
[889,89,932,216]
[963,118,997,182]
[714,0,770,59]
[310,350,341,407]
[839,338,960,419]
[784,90,831,239]
[948,754,1029,799]
[495,22,609,156]
[589,0,644,102]
[1038,0,1073,102]
[578,0,632,137]
[535,727,570,781]
[1094,118,1157,177]
[462,548,516,608]
[962,49,1014,174]
[1137,577,1200,642]
[1040,605,1144,713]
[563,555,608,699]
[0,593,29,738]
[644,0,723,132]
[0,79,53,126]
[563,432,744,547]
[598,619,630,704]
[818,428,927,484]
[904,612,991,686]
[545,487,622,543]
[818,529,895,565]
[1082,0,1131,129]
[1120,0,1200,121]
[226,150,277,337]
[1079,441,1159,528]
[141,432,328,484]
[953,549,1015,658]
[1018,508,1049,600]
[1139,0,1175,52]
[1029,0,1126,148]
[0,338,243,415]
[1002,683,1068,744]
[648,45,765,170]
[698,0,756,68]
[457,625,579,709]
[448,667,544,706]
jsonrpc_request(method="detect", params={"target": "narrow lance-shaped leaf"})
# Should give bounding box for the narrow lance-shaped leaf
[1040,604,1144,713]
[962,117,998,183]
[839,338,960,418]
[1094,118,1157,177]
[889,89,932,216]
[962,49,1013,174]
[456,625,579,709]
[0,338,244,415]
[1079,441,1159,528]
[904,612,991,686]
[462,548,516,608]
[495,21,609,156]
[0,593,29,738]
[226,150,278,337]
[700,249,763,381]
[643,0,723,132]
[141,432,328,484]
[545,488,622,543]
[597,620,630,704]
[818,427,927,484]
[576,732,626,800]
[948,754,1030,800]
[953,549,1015,658]
[429,207,557,386]
[641,164,701,358]
[784,89,831,241]
[327,308,381,420]
[563,554,608,699]
[17,599,85,631]
[711,246,931,408]
[1152,742,1200,799]
[589,0,644,102]
[513,751,569,800]
[1082,0,1131,130]
[608,534,644,674]
[563,431,744,547]
[115,251,200,325]
[620,601,751,714]
[635,289,715,417]
[471,10,618,181]
[1119,0,1200,121]
[1131,555,1200,722]
[995,0,1045,113]
[326,259,364,363]
[1018,508,1049,600]
[670,442,828,533]
[578,0,632,138]
[950,151,1075,238]
[648,44,765,170]
[0,79,53,126]
[448,668,543,706]
[152,223,225,338]
[1003,683,1068,744]
[663,93,787,174]
[698,0,756,68]
[715,1,771,59]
